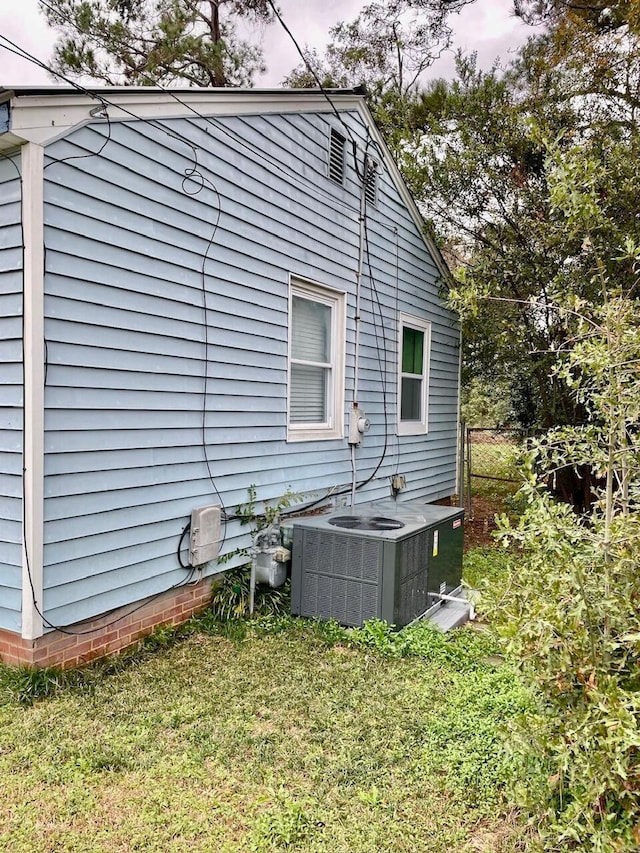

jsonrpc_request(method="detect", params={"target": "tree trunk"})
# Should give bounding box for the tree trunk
[209,0,226,87]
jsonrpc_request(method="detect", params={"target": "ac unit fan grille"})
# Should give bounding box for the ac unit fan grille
[299,530,381,624]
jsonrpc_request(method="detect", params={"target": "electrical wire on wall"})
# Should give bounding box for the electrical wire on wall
[392,225,402,476]
[35,0,362,218]
[263,5,396,506]
[2,22,381,526]
[264,0,365,184]
[0,147,202,637]
[0,37,239,636]
[362,189,392,483]
[0,18,406,607]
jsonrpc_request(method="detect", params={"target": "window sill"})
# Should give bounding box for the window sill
[397,423,428,437]
[287,426,343,442]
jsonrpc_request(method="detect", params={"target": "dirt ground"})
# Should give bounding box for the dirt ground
[464,494,508,550]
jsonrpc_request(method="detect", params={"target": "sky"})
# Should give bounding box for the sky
[0,0,531,88]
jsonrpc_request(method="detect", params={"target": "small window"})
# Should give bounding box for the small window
[398,313,430,435]
[328,128,346,184]
[288,278,345,441]
[364,157,378,206]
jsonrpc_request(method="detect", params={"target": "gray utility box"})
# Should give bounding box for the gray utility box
[291,501,464,628]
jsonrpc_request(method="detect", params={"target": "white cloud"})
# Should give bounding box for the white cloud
[0,0,57,85]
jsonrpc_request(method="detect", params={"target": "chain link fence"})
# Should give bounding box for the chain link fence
[460,424,531,521]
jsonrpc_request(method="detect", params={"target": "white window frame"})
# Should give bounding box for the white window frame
[287,277,346,442]
[397,312,431,436]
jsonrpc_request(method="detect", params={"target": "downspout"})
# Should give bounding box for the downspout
[456,325,463,508]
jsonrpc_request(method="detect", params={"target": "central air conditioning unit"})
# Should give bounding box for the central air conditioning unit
[290,500,464,628]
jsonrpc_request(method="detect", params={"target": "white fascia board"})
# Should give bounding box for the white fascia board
[21,142,45,641]
[7,89,366,147]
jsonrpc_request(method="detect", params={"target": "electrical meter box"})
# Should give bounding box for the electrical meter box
[189,505,221,566]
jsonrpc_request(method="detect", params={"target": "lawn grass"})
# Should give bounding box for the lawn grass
[0,609,530,853]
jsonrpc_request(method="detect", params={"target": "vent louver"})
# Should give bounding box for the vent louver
[329,128,346,184]
[364,158,378,206]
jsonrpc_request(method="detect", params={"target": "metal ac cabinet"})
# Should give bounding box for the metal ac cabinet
[291,502,464,628]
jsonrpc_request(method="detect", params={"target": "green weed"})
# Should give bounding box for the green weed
[251,790,320,851]
[0,618,529,852]
[209,568,290,621]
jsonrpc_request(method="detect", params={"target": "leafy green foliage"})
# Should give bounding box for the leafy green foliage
[481,138,640,852]
[234,483,300,531]
[209,568,291,620]
[42,0,273,86]
[251,789,320,851]
[284,0,470,151]
[462,546,512,592]
[461,376,514,427]
[212,485,300,618]
[0,664,63,705]
[491,491,640,851]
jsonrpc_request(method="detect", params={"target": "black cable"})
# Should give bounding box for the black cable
[362,188,391,484]
[1,32,392,577]
[0,35,202,167]
[190,175,229,554]
[393,225,402,475]
[36,0,363,214]
[33,565,199,638]
[263,0,357,145]
[3,148,194,640]
[177,521,192,569]
[263,0,365,182]
[5,37,232,535]
[0,43,232,636]
[43,105,112,170]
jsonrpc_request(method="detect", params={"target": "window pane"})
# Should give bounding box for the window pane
[401,377,422,421]
[292,296,331,362]
[402,327,424,375]
[290,363,327,423]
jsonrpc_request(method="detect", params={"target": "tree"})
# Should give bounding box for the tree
[284,0,469,148]
[400,53,576,426]
[400,23,640,426]
[513,0,640,32]
[41,0,274,86]
[291,0,640,428]
[487,137,640,853]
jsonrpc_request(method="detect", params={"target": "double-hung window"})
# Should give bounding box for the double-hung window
[398,313,430,435]
[287,278,345,441]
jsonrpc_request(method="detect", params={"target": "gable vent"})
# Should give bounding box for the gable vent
[329,128,346,184]
[364,158,378,207]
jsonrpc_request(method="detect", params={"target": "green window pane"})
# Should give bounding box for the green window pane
[401,377,422,421]
[402,327,423,375]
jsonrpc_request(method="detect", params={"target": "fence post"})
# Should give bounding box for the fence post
[458,420,465,509]
[466,426,473,520]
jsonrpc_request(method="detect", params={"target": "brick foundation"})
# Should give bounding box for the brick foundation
[0,576,218,669]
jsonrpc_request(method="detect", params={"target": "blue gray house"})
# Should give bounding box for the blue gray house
[0,86,460,666]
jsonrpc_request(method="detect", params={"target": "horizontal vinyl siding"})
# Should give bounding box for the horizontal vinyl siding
[41,108,459,627]
[0,155,23,632]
